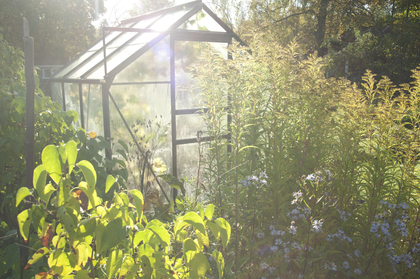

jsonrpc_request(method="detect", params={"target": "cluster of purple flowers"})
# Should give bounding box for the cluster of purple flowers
[240,172,268,187]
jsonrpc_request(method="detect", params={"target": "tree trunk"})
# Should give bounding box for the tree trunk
[315,0,330,56]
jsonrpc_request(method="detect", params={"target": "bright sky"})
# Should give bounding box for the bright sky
[98,0,212,26]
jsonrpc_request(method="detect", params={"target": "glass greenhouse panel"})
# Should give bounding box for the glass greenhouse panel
[109,84,172,189]
[50,82,63,106]
[113,38,171,83]
[176,142,208,197]
[100,8,194,79]
[175,41,228,109]
[53,22,136,79]
[81,84,103,135]
[64,83,81,127]
[176,114,207,140]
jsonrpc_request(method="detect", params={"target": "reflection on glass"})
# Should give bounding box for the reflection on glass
[64,83,81,127]
[50,82,63,106]
[113,38,171,83]
[175,41,228,109]
[176,114,206,140]
[109,84,172,189]
[82,84,104,135]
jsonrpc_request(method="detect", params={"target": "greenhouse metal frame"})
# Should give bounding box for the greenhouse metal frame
[49,0,243,200]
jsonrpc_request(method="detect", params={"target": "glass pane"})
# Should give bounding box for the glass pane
[64,83,81,128]
[175,41,228,109]
[178,10,226,32]
[109,84,172,190]
[82,84,104,135]
[95,7,194,78]
[113,37,171,83]
[60,17,159,79]
[177,142,208,198]
[50,82,63,106]
[176,114,206,140]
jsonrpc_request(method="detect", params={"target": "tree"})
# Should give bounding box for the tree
[242,0,420,83]
[0,0,105,64]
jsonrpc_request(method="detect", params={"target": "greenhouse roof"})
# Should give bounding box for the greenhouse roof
[51,0,242,84]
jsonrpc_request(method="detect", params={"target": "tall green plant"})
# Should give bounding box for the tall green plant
[14,141,229,278]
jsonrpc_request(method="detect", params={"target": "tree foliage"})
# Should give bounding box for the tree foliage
[0,0,105,64]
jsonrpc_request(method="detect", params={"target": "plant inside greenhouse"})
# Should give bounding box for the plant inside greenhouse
[1,0,420,278]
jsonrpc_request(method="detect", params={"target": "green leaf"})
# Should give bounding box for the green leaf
[42,145,62,184]
[118,139,129,153]
[58,206,75,237]
[34,164,55,203]
[25,247,50,270]
[130,189,143,221]
[147,225,170,247]
[65,141,78,174]
[58,146,67,168]
[74,242,89,268]
[17,209,31,242]
[190,253,211,278]
[100,218,129,253]
[158,173,186,195]
[183,238,198,264]
[106,249,123,279]
[212,251,224,279]
[206,221,220,240]
[77,160,97,190]
[120,256,138,279]
[16,187,31,207]
[174,212,206,236]
[79,181,101,209]
[105,175,116,193]
[48,249,73,277]
[204,204,215,220]
[215,218,231,249]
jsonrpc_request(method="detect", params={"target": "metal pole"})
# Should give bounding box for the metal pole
[170,37,178,203]
[102,80,112,161]
[23,17,35,279]
[79,83,85,129]
[24,17,35,189]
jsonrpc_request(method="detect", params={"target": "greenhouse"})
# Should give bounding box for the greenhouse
[49,0,243,201]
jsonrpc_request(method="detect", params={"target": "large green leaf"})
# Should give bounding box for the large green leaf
[48,249,73,277]
[174,212,206,236]
[100,218,129,253]
[24,247,50,270]
[33,165,48,200]
[183,238,198,264]
[204,204,215,220]
[65,141,77,174]
[76,160,97,190]
[106,249,123,279]
[212,251,224,279]
[58,206,75,237]
[130,189,143,222]
[105,175,116,193]
[147,225,170,247]
[42,145,62,184]
[215,218,231,249]
[190,253,211,278]
[16,187,31,207]
[206,221,220,241]
[120,257,139,279]
[79,181,101,209]
[17,209,31,242]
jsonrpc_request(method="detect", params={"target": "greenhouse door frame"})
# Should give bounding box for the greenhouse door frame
[169,32,233,201]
